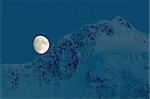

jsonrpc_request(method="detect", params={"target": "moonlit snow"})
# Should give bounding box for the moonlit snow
[1,17,149,99]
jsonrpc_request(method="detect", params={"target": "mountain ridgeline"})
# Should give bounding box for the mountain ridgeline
[1,17,149,98]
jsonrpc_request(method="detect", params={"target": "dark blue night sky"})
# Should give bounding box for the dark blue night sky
[1,0,149,63]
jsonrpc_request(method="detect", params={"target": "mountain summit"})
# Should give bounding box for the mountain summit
[1,17,149,98]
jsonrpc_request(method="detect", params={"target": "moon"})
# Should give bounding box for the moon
[33,35,50,54]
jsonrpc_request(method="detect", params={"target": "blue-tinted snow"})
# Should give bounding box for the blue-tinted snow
[1,17,149,99]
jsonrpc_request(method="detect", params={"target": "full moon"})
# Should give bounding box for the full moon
[33,35,50,54]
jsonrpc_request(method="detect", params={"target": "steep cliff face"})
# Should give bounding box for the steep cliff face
[1,17,149,98]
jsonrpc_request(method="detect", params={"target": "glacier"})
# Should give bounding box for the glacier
[1,17,149,99]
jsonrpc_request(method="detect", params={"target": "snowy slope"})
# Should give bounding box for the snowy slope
[1,17,149,99]
[94,17,148,54]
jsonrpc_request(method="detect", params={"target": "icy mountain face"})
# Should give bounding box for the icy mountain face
[94,17,148,54]
[1,17,149,99]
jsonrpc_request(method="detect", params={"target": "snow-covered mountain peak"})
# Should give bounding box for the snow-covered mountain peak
[112,16,133,29]
[92,17,148,55]
[1,17,149,98]
[61,17,148,55]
